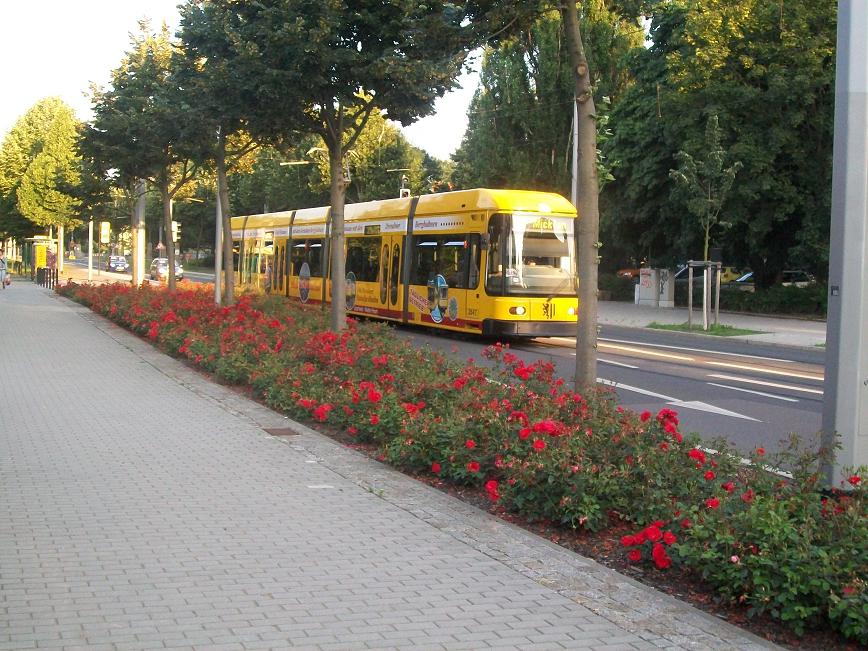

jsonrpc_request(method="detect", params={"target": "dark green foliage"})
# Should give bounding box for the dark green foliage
[602,0,837,282]
[452,6,643,193]
[720,284,828,317]
[598,273,636,301]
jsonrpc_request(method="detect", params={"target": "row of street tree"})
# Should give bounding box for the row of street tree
[455,0,837,286]
[0,0,838,381]
[0,0,604,388]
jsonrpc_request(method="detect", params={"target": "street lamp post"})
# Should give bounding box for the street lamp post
[386,168,411,198]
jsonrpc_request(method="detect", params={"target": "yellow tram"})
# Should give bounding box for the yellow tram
[230,188,579,337]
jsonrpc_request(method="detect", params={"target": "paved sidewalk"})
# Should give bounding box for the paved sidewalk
[598,301,826,349]
[1,278,781,650]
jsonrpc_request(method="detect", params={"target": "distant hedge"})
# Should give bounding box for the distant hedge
[598,273,636,302]
[674,283,827,317]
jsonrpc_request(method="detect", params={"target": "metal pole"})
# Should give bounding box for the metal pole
[702,265,709,331]
[133,179,146,286]
[57,224,64,274]
[714,263,721,326]
[214,177,223,305]
[687,263,693,329]
[822,0,868,484]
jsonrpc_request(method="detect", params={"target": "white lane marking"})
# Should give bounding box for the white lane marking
[601,343,694,362]
[708,373,824,395]
[599,358,639,369]
[597,378,760,421]
[307,485,334,489]
[600,338,796,363]
[705,361,824,381]
[707,382,799,403]
[553,335,796,363]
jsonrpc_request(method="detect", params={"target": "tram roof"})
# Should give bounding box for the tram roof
[230,188,576,230]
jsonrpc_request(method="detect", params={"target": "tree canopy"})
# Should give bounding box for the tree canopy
[84,21,210,289]
[600,0,836,283]
[0,97,82,238]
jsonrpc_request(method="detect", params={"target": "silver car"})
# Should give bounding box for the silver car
[149,258,184,281]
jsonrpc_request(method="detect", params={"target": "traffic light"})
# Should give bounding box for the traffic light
[171,221,180,243]
[99,221,111,244]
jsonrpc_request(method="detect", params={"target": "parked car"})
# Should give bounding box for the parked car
[107,255,129,272]
[675,264,744,284]
[724,271,756,292]
[149,258,184,281]
[616,267,640,279]
[781,270,815,287]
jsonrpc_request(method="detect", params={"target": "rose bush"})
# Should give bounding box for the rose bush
[58,281,867,644]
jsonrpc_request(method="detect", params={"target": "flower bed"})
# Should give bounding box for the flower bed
[57,281,867,644]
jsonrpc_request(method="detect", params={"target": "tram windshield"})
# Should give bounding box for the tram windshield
[485,213,576,296]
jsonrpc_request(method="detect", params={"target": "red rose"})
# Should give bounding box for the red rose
[628,549,642,562]
[722,481,735,493]
[688,448,706,464]
[704,471,715,481]
[518,427,531,440]
[431,462,441,474]
[651,542,672,569]
[662,531,677,545]
[640,411,651,422]
[467,461,480,473]
[369,413,380,425]
[465,439,476,450]
[847,475,862,486]
[741,489,755,504]
[756,447,765,456]
[532,439,546,451]
[644,525,662,542]
[620,535,635,547]
[705,497,720,509]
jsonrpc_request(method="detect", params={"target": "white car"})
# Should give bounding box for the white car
[149,258,184,281]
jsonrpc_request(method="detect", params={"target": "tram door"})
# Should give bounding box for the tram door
[273,241,286,295]
[377,236,402,320]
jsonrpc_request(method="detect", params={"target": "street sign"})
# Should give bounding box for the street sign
[99,221,110,244]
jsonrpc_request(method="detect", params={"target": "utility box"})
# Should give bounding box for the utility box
[636,268,674,308]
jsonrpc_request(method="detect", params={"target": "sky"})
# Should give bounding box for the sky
[0,1,477,161]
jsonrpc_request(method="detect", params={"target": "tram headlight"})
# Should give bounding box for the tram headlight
[508,306,527,316]
[567,306,577,316]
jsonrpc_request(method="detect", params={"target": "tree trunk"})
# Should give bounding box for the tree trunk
[562,2,599,392]
[216,130,234,305]
[160,179,177,292]
[328,138,348,332]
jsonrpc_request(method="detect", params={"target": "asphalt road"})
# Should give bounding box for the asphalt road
[394,324,825,456]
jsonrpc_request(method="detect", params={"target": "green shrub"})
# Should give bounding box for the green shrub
[599,273,636,302]
[676,283,827,316]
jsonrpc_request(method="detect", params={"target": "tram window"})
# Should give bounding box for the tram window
[291,239,323,276]
[485,218,505,295]
[346,237,380,282]
[390,244,400,305]
[410,235,474,289]
[467,234,480,289]
[379,244,389,303]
